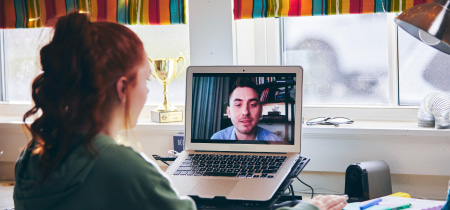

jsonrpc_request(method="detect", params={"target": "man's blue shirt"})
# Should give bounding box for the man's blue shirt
[211,126,282,141]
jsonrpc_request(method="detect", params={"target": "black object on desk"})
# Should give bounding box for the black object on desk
[192,156,310,210]
[344,160,392,203]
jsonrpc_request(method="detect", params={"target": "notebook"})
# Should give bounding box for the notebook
[165,65,304,201]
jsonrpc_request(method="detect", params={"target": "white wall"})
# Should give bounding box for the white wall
[0,122,28,180]
[188,0,234,65]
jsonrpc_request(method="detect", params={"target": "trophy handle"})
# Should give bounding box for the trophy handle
[174,56,185,78]
[148,57,157,78]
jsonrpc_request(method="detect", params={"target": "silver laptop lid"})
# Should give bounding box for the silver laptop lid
[184,66,303,153]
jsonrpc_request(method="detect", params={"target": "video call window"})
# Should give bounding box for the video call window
[190,73,296,145]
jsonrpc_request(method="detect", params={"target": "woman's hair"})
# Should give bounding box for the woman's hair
[23,12,145,180]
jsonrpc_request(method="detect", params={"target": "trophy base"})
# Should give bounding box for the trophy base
[151,110,183,123]
[154,105,179,112]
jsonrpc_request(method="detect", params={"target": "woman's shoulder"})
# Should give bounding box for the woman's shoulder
[93,134,139,156]
[89,135,170,190]
[92,135,157,173]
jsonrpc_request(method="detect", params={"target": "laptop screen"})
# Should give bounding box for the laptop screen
[185,66,302,150]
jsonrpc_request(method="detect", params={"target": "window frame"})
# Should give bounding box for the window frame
[0,30,6,102]
[233,13,418,122]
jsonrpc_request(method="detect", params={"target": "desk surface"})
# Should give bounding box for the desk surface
[0,183,447,210]
[344,196,446,210]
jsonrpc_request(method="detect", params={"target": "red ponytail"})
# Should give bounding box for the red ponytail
[23,12,145,180]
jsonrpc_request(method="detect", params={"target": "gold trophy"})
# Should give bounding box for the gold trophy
[148,57,185,123]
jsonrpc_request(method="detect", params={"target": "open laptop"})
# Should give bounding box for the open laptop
[166,65,303,201]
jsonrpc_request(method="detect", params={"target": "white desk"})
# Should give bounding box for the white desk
[1,184,447,210]
[344,196,447,210]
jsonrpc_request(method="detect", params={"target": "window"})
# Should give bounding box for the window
[0,25,190,106]
[282,13,450,107]
[282,14,389,106]
[0,31,5,101]
[2,28,52,103]
[398,29,450,106]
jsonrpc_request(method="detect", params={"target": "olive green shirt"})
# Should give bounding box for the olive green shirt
[14,134,196,210]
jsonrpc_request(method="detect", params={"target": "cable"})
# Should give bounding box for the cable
[294,188,344,195]
[283,184,291,195]
[289,184,295,198]
[281,184,293,198]
[152,154,176,166]
[296,176,314,199]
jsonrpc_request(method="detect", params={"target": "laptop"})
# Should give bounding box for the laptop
[165,65,303,201]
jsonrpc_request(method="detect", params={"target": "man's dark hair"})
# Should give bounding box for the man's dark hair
[229,77,260,100]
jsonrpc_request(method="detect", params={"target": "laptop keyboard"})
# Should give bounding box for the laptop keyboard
[173,154,287,178]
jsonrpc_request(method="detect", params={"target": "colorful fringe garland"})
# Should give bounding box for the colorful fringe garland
[233,0,434,19]
[0,0,186,28]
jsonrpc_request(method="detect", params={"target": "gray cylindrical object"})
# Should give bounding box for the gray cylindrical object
[345,160,392,202]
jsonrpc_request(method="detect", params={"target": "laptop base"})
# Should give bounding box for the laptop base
[192,156,310,210]
[192,180,299,210]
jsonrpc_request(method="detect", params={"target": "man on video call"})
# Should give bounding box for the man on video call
[211,77,282,141]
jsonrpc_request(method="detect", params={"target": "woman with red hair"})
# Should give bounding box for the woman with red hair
[13,12,195,210]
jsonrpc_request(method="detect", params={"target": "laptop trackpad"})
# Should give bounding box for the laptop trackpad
[190,179,238,196]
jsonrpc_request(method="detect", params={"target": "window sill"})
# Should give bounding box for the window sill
[302,120,449,137]
[135,119,184,131]
[1,118,444,135]
[133,119,445,136]
[0,104,185,131]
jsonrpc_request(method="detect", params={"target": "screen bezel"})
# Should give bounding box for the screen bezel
[184,66,303,153]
